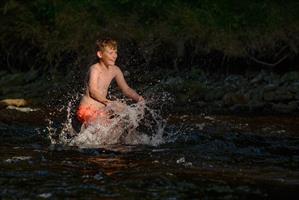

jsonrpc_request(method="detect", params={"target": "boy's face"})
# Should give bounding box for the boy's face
[98,46,118,66]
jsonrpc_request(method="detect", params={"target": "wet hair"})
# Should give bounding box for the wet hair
[96,38,117,52]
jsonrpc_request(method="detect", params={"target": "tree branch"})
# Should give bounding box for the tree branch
[247,53,289,67]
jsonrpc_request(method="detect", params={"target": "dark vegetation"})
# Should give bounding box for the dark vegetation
[1,0,299,114]
[1,0,298,75]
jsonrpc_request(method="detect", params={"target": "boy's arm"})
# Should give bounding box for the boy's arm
[88,67,111,105]
[114,67,143,102]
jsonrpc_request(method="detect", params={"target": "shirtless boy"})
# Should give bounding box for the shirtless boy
[77,38,144,125]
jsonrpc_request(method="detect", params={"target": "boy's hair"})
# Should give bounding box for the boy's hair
[96,38,117,52]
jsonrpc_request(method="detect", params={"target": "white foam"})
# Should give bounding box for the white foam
[48,95,168,147]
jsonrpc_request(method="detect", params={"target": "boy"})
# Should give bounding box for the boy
[77,38,144,125]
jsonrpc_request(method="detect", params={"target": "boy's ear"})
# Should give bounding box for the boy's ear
[97,51,102,58]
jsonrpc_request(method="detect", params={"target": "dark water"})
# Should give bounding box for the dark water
[1,115,299,199]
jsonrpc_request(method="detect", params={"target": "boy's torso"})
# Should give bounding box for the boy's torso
[79,63,117,109]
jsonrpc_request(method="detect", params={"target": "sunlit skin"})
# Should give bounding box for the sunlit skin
[79,46,144,113]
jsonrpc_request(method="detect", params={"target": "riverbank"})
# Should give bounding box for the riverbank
[140,69,299,115]
[1,69,299,126]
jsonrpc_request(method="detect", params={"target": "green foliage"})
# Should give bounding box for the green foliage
[0,0,298,73]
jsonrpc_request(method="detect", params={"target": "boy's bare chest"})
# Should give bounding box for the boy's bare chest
[97,70,115,87]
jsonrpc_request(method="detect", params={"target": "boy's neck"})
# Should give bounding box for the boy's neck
[98,61,109,69]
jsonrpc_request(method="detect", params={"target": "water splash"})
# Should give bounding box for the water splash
[47,93,170,147]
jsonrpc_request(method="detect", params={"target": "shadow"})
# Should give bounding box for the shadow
[71,114,82,134]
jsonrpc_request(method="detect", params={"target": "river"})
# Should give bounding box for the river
[1,107,299,199]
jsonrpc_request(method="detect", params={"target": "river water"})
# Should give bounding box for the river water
[1,101,299,199]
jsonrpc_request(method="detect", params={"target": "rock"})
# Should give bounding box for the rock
[223,92,248,106]
[224,75,246,85]
[275,89,294,101]
[272,102,298,113]
[163,76,184,85]
[204,87,226,101]
[194,101,207,108]
[250,71,266,84]
[281,71,299,83]
[6,105,39,112]
[0,99,31,109]
[263,72,278,84]
[176,93,189,104]
[0,85,24,97]
[263,91,276,102]
[287,82,299,98]
[263,83,278,92]
[24,70,39,83]
[181,80,207,101]
[0,106,47,126]
[0,71,8,77]
[229,104,250,113]
[246,88,264,102]
[247,102,266,112]
[0,73,24,86]
[263,86,294,102]
[266,72,281,84]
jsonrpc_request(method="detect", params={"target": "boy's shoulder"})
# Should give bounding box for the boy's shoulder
[108,64,118,69]
[110,65,122,73]
[89,63,99,70]
[114,64,121,69]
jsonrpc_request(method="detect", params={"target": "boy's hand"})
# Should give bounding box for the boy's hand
[103,99,113,106]
[107,101,126,113]
[138,96,145,102]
